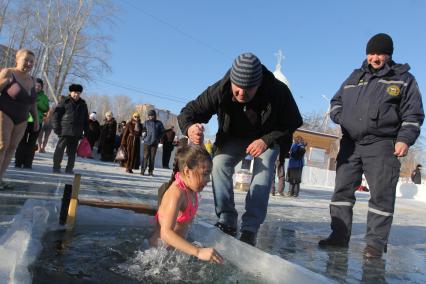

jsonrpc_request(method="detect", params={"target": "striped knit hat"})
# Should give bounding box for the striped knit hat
[230,53,263,88]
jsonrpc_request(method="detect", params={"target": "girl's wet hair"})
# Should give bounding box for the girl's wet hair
[170,144,212,183]
[157,144,212,207]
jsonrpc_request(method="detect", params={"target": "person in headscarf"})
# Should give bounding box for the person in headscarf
[98,111,117,161]
[121,112,142,173]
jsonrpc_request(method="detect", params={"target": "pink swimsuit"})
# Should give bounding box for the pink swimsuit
[157,172,198,223]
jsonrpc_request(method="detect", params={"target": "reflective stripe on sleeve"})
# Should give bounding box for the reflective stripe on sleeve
[343,81,368,89]
[368,207,393,217]
[330,105,342,113]
[402,122,420,129]
[377,79,408,86]
[330,201,354,207]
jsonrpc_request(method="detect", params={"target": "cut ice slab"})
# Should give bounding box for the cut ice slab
[190,222,332,284]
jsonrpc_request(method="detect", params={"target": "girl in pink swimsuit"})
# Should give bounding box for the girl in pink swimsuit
[151,145,223,264]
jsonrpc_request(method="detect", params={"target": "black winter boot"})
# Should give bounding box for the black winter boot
[239,230,257,246]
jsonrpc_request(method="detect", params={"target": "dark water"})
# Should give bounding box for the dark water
[30,226,260,283]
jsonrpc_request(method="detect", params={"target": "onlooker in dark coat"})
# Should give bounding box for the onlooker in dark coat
[52,84,88,173]
[286,136,306,197]
[270,136,292,196]
[86,112,101,150]
[161,126,176,169]
[115,120,127,151]
[141,109,164,176]
[98,111,117,161]
[411,164,422,184]
[121,112,142,173]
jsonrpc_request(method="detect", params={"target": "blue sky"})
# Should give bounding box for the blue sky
[89,0,426,136]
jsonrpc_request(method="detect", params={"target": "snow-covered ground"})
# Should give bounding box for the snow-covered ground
[0,150,425,283]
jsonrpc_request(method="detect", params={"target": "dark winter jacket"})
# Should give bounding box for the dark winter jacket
[143,119,164,146]
[161,128,176,147]
[53,96,89,137]
[330,60,424,146]
[411,167,422,184]
[98,118,117,155]
[178,66,303,147]
[86,120,101,147]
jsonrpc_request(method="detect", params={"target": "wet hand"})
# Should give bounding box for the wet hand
[394,142,409,157]
[246,139,267,158]
[187,123,204,145]
[197,247,224,264]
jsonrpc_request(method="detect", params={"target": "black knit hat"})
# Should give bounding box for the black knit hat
[148,109,156,116]
[230,53,263,88]
[69,84,83,93]
[36,78,43,87]
[366,33,394,56]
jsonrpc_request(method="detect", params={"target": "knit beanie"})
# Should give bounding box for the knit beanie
[366,33,393,56]
[36,78,43,87]
[230,53,263,88]
[148,109,156,116]
[69,84,83,93]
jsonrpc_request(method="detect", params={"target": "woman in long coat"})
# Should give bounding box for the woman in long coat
[98,111,117,161]
[121,112,142,173]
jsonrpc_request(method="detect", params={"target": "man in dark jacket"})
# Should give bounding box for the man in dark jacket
[52,84,89,173]
[161,126,176,169]
[319,33,424,259]
[178,53,302,246]
[141,109,164,176]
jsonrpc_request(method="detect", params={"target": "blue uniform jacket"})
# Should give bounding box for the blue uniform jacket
[330,60,424,146]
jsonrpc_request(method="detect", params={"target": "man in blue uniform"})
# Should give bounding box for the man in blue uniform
[319,33,424,258]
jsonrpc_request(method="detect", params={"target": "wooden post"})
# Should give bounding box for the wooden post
[59,184,73,225]
[66,174,81,227]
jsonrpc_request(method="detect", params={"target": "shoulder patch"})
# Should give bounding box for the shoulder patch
[386,85,400,96]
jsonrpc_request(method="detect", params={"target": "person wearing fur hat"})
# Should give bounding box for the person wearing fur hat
[86,112,101,151]
[98,111,117,161]
[141,109,164,176]
[319,33,424,259]
[52,84,89,173]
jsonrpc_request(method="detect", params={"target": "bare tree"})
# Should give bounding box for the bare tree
[111,95,134,122]
[0,0,117,100]
[0,0,11,35]
[302,110,340,135]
